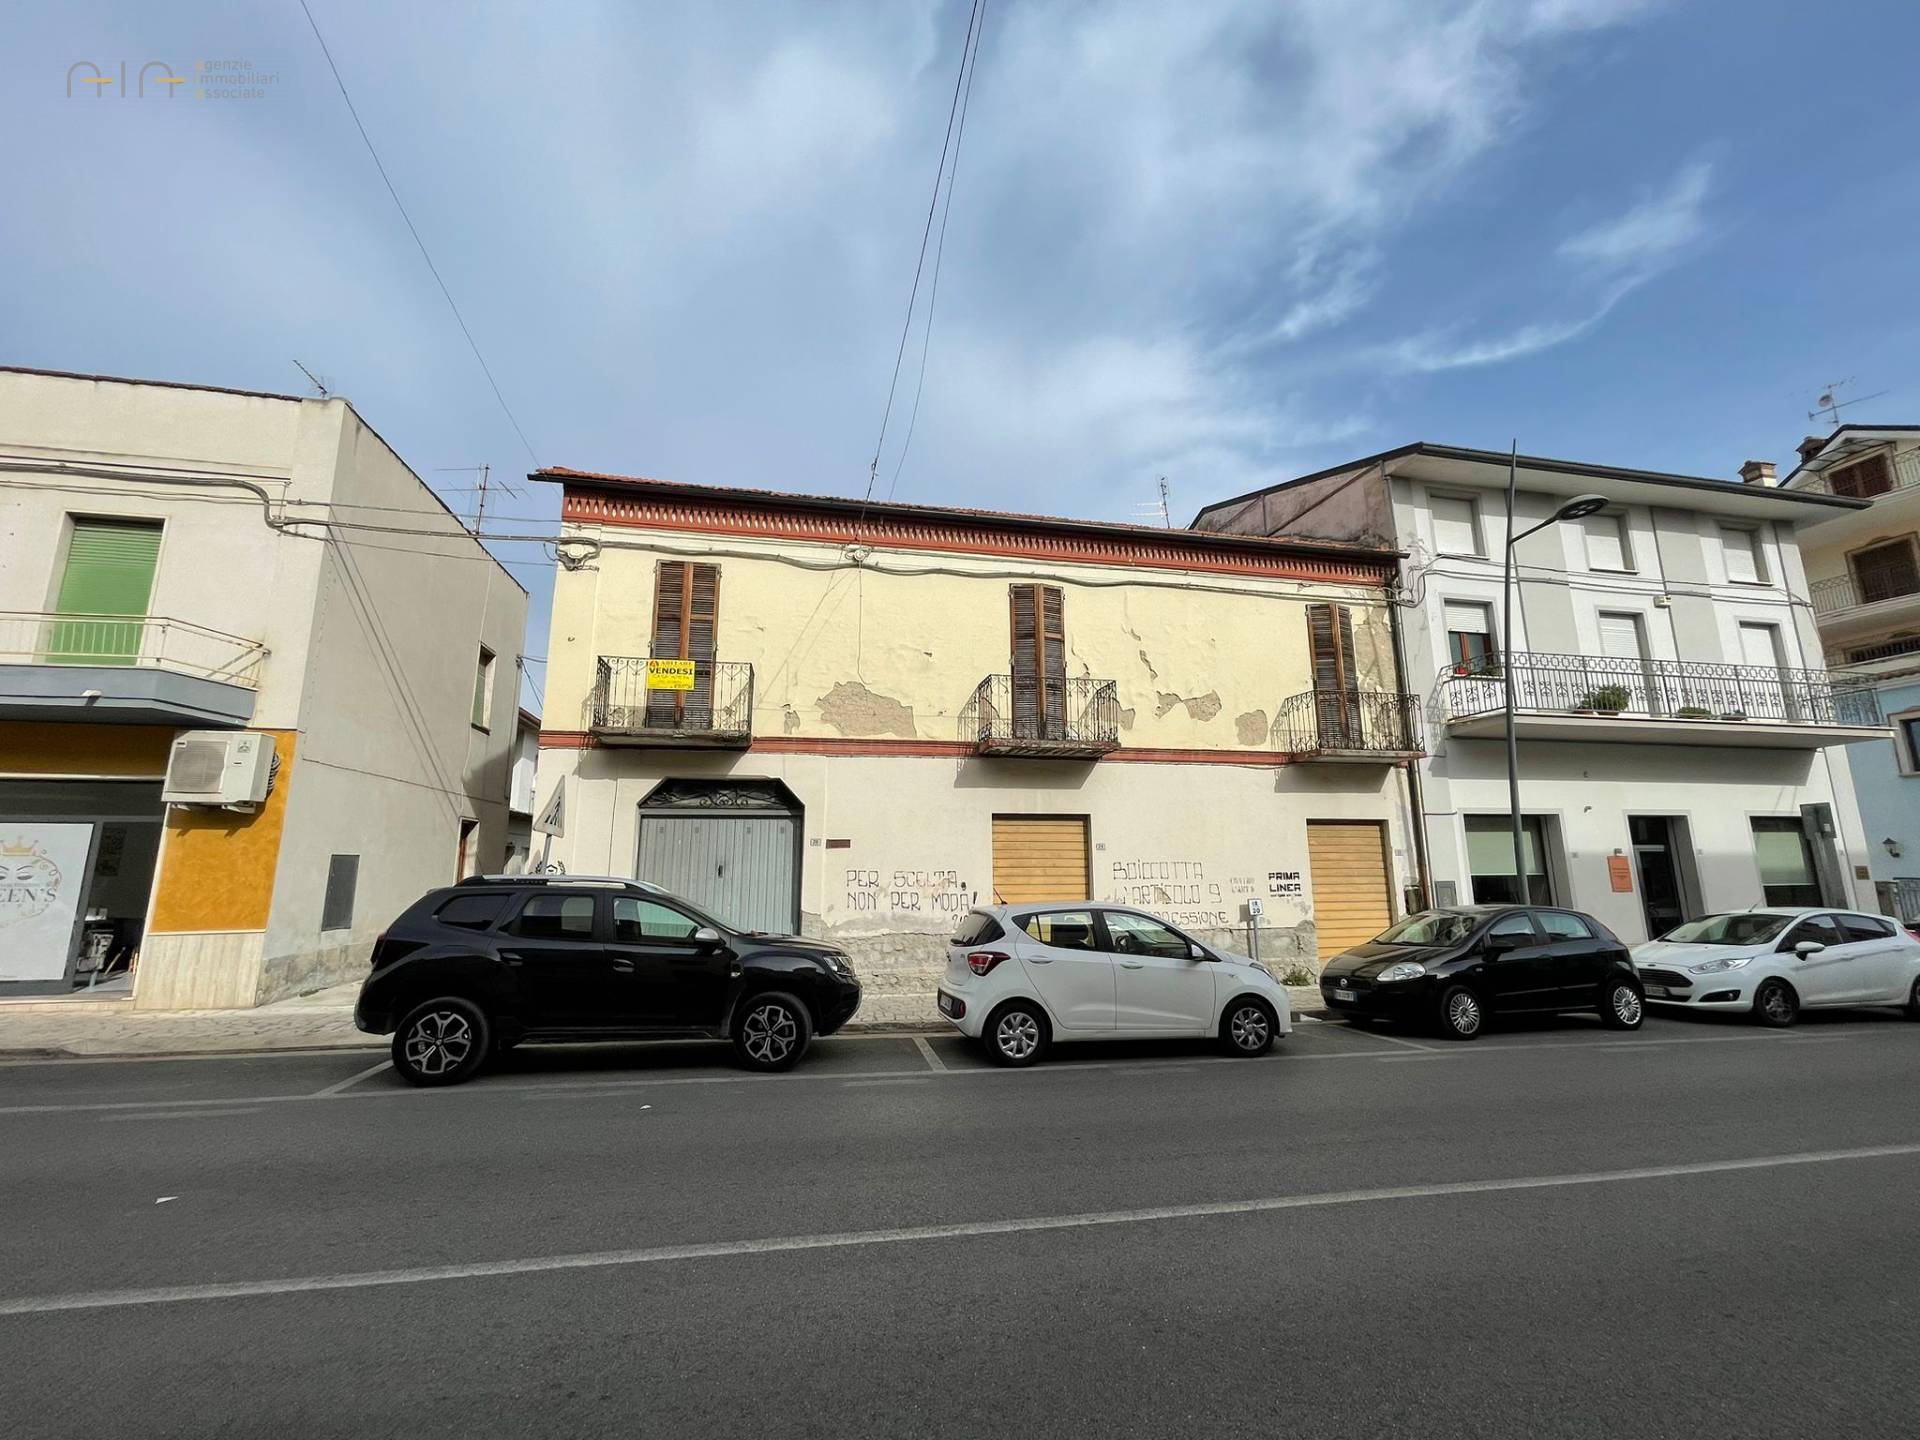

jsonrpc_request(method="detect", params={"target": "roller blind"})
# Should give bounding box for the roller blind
[1720,526,1762,583]
[1443,601,1490,636]
[55,518,162,616]
[1430,495,1480,555]
[1582,512,1630,571]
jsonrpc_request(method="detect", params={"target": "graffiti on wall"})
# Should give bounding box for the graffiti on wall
[844,868,973,918]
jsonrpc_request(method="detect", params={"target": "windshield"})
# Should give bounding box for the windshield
[1658,912,1793,946]
[1372,911,1477,947]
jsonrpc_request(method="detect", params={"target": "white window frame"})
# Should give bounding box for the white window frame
[1581,509,1634,573]
[1441,599,1497,673]
[1428,491,1485,558]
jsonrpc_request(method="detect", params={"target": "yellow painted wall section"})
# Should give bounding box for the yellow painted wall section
[148,729,297,933]
[0,721,176,776]
[546,532,1397,751]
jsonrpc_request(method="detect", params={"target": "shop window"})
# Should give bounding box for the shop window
[1751,817,1821,907]
[1465,815,1553,904]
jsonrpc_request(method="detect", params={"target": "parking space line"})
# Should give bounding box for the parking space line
[311,1060,391,1097]
[97,1108,262,1122]
[10,1139,1919,1316]
[912,1037,947,1072]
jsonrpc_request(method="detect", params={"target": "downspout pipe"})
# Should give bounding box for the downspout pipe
[1387,561,1434,912]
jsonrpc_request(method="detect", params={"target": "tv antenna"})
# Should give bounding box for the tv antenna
[433,464,522,536]
[1808,377,1888,426]
[291,359,331,398]
[1131,475,1172,529]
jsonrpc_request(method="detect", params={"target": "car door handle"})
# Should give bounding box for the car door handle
[1119,960,1145,969]
[609,958,635,973]
[1027,955,1054,964]
[500,951,525,966]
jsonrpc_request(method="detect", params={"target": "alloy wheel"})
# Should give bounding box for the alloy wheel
[1447,991,1481,1036]
[1762,984,1795,1024]
[996,1011,1040,1060]
[402,1010,473,1076]
[1612,985,1643,1026]
[741,1003,799,1065]
[1229,1005,1270,1051]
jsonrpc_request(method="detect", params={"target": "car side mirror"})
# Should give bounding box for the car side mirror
[1794,940,1825,957]
[692,926,722,947]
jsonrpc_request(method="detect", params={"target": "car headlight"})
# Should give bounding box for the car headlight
[1376,961,1426,983]
[1689,955,1751,974]
[821,952,856,979]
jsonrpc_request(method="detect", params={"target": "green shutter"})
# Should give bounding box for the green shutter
[48,519,162,665]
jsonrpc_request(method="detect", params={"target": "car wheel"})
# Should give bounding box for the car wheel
[1437,984,1485,1041]
[1904,976,1920,1020]
[1754,978,1799,1028]
[1600,978,1645,1030]
[733,992,812,1072]
[392,998,490,1087]
[1220,997,1276,1057]
[986,1001,1049,1067]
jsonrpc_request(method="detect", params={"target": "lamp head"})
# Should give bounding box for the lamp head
[1553,493,1610,522]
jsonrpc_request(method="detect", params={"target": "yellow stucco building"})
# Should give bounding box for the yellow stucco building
[531,468,1424,1020]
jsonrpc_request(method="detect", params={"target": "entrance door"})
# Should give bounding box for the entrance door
[1306,820,1393,959]
[991,816,1089,904]
[638,811,795,936]
[1629,816,1688,939]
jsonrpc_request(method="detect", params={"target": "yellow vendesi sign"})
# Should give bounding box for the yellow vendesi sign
[645,659,697,691]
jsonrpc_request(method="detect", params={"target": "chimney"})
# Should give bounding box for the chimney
[1739,459,1777,487]
[1797,435,1827,464]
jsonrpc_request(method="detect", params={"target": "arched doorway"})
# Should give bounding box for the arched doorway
[636,779,802,935]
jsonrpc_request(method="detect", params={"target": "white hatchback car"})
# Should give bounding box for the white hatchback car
[937,904,1292,1065]
[1631,908,1920,1026]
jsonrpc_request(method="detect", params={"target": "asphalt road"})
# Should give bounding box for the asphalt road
[4,1007,1919,1439]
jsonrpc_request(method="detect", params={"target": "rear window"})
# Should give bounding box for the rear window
[1537,911,1595,941]
[434,893,509,931]
[1839,913,1897,942]
[510,893,597,940]
[951,911,1004,946]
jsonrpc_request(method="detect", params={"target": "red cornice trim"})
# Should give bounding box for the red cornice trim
[538,731,1345,767]
[559,487,1394,586]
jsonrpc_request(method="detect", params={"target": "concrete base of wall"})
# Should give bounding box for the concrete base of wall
[255,936,369,1007]
[135,931,266,1010]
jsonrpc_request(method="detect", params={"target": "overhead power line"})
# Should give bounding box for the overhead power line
[861,0,986,515]
[296,0,540,466]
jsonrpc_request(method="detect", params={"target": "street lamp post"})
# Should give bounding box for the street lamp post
[1501,441,1608,905]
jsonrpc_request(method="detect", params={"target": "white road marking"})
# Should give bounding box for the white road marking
[96,1108,261,1122]
[5,1140,1917,1316]
[844,1078,933,1087]
[1375,1053,1462,1063]
[912,1036,947,1072]
[1349,1026,1437,1053]
[311,1060,391,1097]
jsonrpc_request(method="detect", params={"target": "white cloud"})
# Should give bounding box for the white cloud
[1558,158,1713,270]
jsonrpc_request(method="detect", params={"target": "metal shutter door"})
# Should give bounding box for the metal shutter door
[1307,820,1393,960]
[638,813,795,935]
[991,817,1089,904]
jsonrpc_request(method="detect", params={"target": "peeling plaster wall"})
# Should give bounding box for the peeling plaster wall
[545,527,1396,751]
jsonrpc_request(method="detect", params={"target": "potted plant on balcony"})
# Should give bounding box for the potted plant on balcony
[1674,705,1712,719]
[1578,685,1631,716]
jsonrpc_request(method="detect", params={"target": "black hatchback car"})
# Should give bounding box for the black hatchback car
[1318,905,1642,1039]
[355,875,862,1084]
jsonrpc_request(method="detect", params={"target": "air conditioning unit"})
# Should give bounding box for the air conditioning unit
[163,731,274,809]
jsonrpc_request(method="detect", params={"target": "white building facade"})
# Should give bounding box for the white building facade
[1196,444,1885,943]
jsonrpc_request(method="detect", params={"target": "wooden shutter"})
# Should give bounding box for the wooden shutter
[1009,584,1065,737]
[1307,820,1393,959]
[649,561,721,723]
[1306,603,1361,744]
[1852,540,1919,605]
[991,816,1089,903]
[1829,452,1894,499]
[49,518,163,664]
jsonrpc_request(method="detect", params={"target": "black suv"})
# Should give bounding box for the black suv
[1318,905,1642,1039]
[355,875,861,1085]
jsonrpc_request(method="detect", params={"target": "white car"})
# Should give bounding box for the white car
[937,904,1292,1065]
[1631,908,1920,1026]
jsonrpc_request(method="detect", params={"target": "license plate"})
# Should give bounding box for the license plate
[937,993,956,1016]
[1333,988,1356,1003]
[1644,985,1670,998]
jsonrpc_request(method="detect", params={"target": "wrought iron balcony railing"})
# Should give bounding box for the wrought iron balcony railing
[0,611,268,686]
[960,675,1120,756]
[1793,446,1920,498]
[590,656,754,744]
[1441,651,1883,728]
[1274,688,1423,757]
[1810,569,1920,616]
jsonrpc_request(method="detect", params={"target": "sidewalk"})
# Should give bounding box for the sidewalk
[0,983,1324,1060]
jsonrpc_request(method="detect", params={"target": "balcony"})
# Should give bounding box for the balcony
[1809,568,1920,638]
[1794,446,1920,499]
[1440,652,1886,749]
[0,612,267,727]
[960,675,1120,758]
[1274,689,1424,760]
[589,656,754,747]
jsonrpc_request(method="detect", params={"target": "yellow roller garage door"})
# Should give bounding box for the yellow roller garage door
[991,816,1090,904]
[1306,820,1393,959]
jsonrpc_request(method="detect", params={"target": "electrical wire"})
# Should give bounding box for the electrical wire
[885,0,986,503]
[297,0,539,466]
[860,0,983,514]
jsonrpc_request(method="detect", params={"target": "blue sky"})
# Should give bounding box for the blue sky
[5,1,1918,711]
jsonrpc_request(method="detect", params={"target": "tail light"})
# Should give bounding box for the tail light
[967,950,1011,976]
